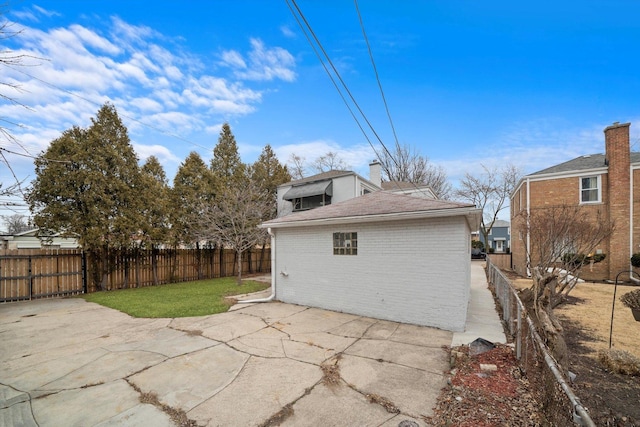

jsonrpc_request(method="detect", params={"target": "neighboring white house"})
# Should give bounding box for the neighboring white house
[277,161,436,217]
[0,229,80,250]
[261,191,482,332]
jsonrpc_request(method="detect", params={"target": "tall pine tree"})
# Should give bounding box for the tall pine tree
[28,103,142,290]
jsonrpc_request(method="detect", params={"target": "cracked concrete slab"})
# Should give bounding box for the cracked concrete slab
[279,382,395,426]
[130,345,249,411]
[345,338,450,372]
[31,379,141,427]
[41,350,168,391]
[188,356,322,427]
[105,327,215,357]
[0,400,37,427]
[340,353,447,419]
[94,403,174,427]
[1,296,453,426]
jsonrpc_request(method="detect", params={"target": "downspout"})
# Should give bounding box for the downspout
[239,227,276,303]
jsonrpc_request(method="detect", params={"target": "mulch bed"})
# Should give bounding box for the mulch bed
[426,344,547,426]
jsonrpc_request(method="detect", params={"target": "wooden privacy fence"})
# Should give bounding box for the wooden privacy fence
[0,250,85,302]
[0,247,271,302]
[487,252,512,271]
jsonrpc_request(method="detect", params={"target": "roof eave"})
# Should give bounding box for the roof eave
[261,207,482,229]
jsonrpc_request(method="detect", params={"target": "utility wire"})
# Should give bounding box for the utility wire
[288,0,397,166]
[5,64,212,153]
[284,0,388,179]
[354,0,432,199]
[354,0,401,155]
[287,0,408,193]
[288,0,433,197]
[0,146,71,163]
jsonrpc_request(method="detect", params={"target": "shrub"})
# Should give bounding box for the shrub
[620,288,640,309]
[631,253,640,268]
[472,240,484,250]
[562,252,606,268]
[598,349,640,376]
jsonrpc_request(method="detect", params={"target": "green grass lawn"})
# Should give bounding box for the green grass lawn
[80,277,270,318]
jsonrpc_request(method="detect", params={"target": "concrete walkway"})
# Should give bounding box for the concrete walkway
[451,260,507,347]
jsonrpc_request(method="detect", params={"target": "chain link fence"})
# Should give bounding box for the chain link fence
[486,258,596,427]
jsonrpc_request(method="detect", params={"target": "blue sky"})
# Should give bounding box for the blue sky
[2,1,640,219]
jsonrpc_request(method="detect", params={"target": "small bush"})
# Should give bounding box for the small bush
[598,349,640,376]
[620,288,640,309]
[631,253,640,268]
[472,240,484,250]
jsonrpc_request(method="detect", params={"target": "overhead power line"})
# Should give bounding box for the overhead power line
[286,0,433,197]
[5,64,212,153]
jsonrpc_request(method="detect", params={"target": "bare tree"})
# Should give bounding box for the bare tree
[379,144,452,199]
[1,6,42,201]
[515,204,614,371]
[310,151,349,174]
[519,205,614,309]
[2,213,30,234]
[455,163,520,247]
[287,153,306,180]
[197,179,270,284]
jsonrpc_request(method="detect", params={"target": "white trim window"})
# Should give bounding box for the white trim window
[580,175,601,204]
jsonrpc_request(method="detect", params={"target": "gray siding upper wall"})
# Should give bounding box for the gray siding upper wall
[272,216,471,331]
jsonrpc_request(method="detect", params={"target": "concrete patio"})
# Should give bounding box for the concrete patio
[1,296,452,426]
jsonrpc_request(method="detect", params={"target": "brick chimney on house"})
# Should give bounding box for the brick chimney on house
[369,160,382,188]
[604,122,631,278]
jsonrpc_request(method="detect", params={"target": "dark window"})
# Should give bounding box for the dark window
[293,194,331,211]
[333,232,357,255]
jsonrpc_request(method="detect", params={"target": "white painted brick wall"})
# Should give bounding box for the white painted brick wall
[272,216,471,331]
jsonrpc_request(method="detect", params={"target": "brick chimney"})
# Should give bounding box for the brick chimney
[369,160,382,188]
[604,122,631,278]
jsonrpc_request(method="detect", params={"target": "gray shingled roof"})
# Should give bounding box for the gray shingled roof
[263,191,476,226]
[530,152,640,176]
[282,170,354,186]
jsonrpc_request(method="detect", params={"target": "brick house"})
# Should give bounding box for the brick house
[261,191,481,331]
[510,122,638,281]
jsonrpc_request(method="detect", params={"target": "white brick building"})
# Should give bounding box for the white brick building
[261,191,481,332]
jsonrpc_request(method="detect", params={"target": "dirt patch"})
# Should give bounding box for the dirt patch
[321,354,342,388]
[258,403,294,427]
[129,381,197,427]
[366,393,400,414]
[501,269,640,426]
[427,345,546,426]
[562,318,640,426]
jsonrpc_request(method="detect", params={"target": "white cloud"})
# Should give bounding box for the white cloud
[221,38,296,82]
[69,24,121,55]
[133,143,181,164]
[0,14,298,218]
[280,25,296,39]
[275,140,375,175]
[221,50,247,69]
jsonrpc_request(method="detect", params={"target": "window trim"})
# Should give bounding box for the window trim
[333,232,358,255]
[579,175,601,204]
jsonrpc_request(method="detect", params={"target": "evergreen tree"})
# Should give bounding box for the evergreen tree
[139,156,170,248]
[27,103,142,290]
[251,144,291,219]
[171,152,213,246]
[210,123,246,190]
